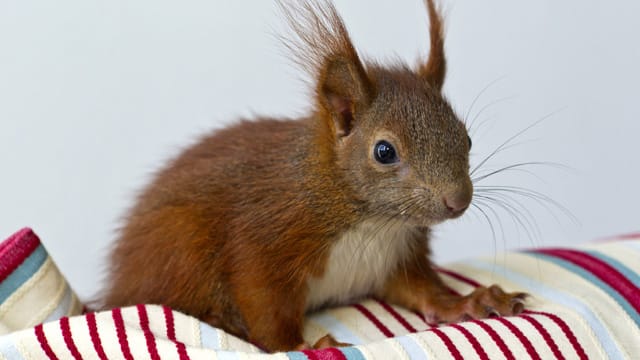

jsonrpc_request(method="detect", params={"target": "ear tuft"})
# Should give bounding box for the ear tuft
[278,0,374,138]
[418,0,447,91]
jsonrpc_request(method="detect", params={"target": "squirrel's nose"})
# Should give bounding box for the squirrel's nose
[443,191,471,215]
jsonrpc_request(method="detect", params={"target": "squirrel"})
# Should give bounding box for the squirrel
[100,0,527,352]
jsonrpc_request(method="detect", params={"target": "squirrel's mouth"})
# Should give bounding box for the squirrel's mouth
[446,205,469,219]
[404,206,469,227]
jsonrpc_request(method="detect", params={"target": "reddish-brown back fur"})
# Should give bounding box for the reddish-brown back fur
[102,118,362,341]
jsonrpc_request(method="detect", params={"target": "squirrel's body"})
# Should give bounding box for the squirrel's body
[102,0,526,351]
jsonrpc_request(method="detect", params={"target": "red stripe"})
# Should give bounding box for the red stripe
[163,306,190,360]
[112,308,134,360]
[34,323,59,360]
[86,312,108,360]
[528,311,587,360]
[520,314,564,360]
[323,348,348,360]
[613,233,640,240]
[597,232,640,242]
[449,324,489,360]
[0,228,40,282]
[60,317,82,360]
[352,303,394,337]
[163,306,176,340]
[375,299,418,333]
[471,320,515,360]
[495,317,541,360]
[431,328,463,360]
[536,248,640,313]
[302,349,318,360]
[436,267,481,287]
[303,348,347,360]
[137,304,161,360]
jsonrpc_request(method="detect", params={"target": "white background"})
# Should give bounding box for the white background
[1,0,639,300]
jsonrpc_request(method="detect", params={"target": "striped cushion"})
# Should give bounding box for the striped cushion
[1,228,639,359]
[0,228,82,334]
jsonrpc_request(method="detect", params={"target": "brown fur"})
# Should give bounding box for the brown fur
[100,0,525,352]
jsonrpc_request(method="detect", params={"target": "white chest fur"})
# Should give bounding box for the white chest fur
[305,217,419,311]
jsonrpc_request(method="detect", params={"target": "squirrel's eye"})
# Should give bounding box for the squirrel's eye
[374,140,398,164]
[467,135,472,149]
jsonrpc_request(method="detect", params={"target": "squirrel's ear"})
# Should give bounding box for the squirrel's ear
[418,0,446,91]
[278,0,374,138]
[318,56,373,138]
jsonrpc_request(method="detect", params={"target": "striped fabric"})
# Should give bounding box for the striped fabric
[0,228,82,335]
[1,228,639,359]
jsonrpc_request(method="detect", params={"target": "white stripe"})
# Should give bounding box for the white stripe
[40,321,69,359]
[95,309,132,359]
[43,284,72,323]
[122,306,152,359]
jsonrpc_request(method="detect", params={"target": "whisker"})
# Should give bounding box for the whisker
[475,185,578,225]
[474,193,541,247]
[472,161,569,183]
[468,95,517,134]
[470,202,498,260]
[474,197,507,245]
[351,196,420,262]
[464,75,508,127]
[470,107,566,176]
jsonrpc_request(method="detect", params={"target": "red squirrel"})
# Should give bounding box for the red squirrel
[101,0,526,352]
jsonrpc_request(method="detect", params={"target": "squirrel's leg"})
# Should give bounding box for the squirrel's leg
[377,241,526,324]
[230,280,308,352]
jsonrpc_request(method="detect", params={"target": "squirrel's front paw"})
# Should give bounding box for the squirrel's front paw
[423,285,527,324]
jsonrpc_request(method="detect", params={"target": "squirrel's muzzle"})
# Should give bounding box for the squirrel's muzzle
[441,179,473,218]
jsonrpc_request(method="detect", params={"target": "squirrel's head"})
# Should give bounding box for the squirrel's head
[283,0,471,226]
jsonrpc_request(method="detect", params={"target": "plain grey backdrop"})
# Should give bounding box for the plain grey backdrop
[1,0,639,300]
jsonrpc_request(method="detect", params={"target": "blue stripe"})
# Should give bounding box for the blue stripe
[0,333,25,360]
[340,346,367,360]
[308,313,363,345]
[466,258,620,360]
[0,245,47,304]
[396,335,428,360]
[198,322,220,350]
[585,249,640,288]
[286,351,309,360]
[529,252,640,326]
